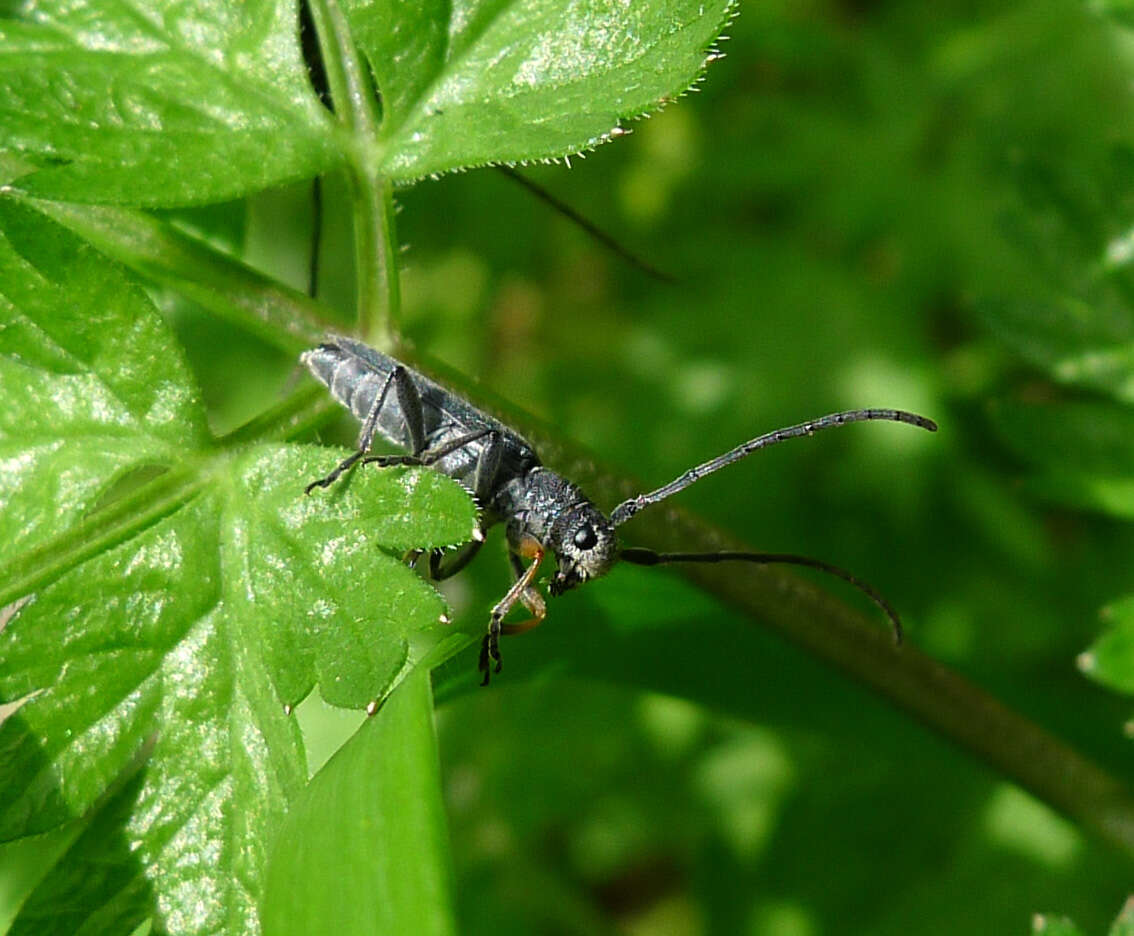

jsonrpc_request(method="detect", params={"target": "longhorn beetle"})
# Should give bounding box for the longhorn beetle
[303,337,937,685]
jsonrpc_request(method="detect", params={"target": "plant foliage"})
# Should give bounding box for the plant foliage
[2,0,1134,934]
[0,0,736,933]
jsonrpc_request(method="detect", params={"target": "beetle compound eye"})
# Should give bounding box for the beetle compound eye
[574,524,598,549]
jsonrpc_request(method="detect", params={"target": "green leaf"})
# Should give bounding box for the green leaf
[346,0,735,180]
[979,297,1134,404]
[0,818,84,934]
[226,447,473,709]
[7,767,155,936]
[1080,594,1134,695]
[2,451,473,933]
[261,669,456,936]
[0,196,208,561]
[0,1,342,206]
[989,399,1134,477]
[0,202,476,934]
[987,398,1134,518]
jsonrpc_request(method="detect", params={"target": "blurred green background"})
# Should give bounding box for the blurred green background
[397,3,1133,931]
[12,0,1134,932]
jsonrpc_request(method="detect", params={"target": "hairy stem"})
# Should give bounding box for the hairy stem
[349,171,401,348]
[30,200,330,352]
[304,0,353,128]
[307,0,400,347]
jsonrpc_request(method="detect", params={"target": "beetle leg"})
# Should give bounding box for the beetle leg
[456,429,502,550]
[500,596,547,636]
[428,539,485,580]
[480,548,544,686]
[304,367,400,493]
[414,429,500,581]
[472,432,502,503]
[391,366,426,456]
[361,427,493,469]
[307,365,468,490]
[501,551,547,635]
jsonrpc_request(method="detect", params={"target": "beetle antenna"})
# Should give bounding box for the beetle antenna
[496,166,677,284]
[610,409,936,527]
[620,547,905,644]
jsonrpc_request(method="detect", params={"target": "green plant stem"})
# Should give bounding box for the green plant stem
[307,0,400,348]
[349,171,401,349]
[303,0,352,128]
[30,199,330,354]
[0,466,204,612]
[218,383,336,446]
[649,507,1134,857]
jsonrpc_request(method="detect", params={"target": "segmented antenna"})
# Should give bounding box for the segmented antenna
[620,548,905,643]
[611,409,936,527]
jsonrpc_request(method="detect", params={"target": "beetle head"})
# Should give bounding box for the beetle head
[548,504,619,596]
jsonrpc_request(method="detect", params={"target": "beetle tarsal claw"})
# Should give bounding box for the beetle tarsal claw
[478,628,503,686]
